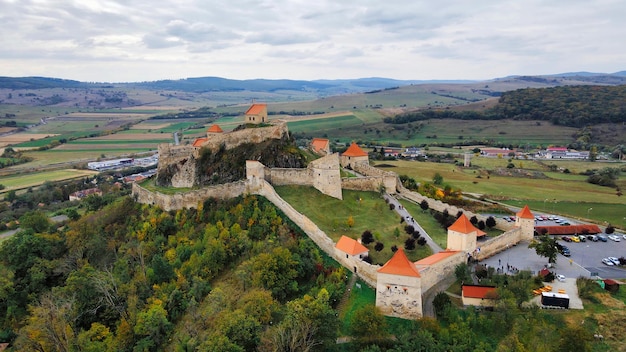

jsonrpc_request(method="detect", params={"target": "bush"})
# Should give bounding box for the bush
[374,242,384,252]
[361,230,374,245]
[605,225,615,234]
[404,238,416,251]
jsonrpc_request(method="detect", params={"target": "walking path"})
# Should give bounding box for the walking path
[384,193,444,253]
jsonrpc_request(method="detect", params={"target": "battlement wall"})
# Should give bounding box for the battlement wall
[198,122,288,152]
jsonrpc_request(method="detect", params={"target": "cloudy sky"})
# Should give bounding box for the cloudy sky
[1,0,624,82]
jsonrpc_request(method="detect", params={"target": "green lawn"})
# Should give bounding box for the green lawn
[338,279,376,335]
[275,185,432,264]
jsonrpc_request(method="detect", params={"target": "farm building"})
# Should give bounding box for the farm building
[87,158,133,171]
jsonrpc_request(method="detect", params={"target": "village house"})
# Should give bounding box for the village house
[69,188,102,201]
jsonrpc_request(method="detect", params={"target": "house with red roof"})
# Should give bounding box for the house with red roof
[341,142,369,168]
[245,103,268,124]
[335,235,369,260]
[310,138,330,155]
[462,284,498,307]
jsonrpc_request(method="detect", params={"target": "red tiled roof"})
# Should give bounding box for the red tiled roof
[245,103,266,115]
[414,250,459,266]
[192,137,207,147]
[311,138,329,153]
[342,142,368,157]
[378,248,421,277]
[448,214,485,236]
[516,205,534,219]
[462,285,498,299]
[535,224,602,235]
[207,124,223,133]
[335,236,369,256]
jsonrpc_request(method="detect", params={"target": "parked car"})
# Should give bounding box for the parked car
[607,257,621,265]
[578,235,586,242]
[608,235,621,242]
[623,234,626,240]
[571,236,580,243]
[597,235,608,242]
[556,274,566,282]
[587,235,598,242]
[561,248,571,257]
[602,258,615,266]
[561,236,572,242]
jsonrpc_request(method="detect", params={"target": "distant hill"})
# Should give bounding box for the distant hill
[1,72,624,94]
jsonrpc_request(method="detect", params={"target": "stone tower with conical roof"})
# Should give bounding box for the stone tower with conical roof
[515,205,535,241]
[447,214,484,252]
[375,248,422,319]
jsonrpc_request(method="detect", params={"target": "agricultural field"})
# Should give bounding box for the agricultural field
[374,159,626,228]
[0,169,97,193]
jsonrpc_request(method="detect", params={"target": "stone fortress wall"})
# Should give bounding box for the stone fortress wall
[139,120,534,319]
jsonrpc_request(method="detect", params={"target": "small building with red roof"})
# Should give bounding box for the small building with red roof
[192,124,224,148]
[310,138,330,155]
[207,124,223,133]
[335,235,369,259]
[341,142,369,168]
[376,248,423,319]
[245,103,268,124]
[461,284,498,307]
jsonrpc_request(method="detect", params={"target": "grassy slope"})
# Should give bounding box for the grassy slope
[274,185,432,264]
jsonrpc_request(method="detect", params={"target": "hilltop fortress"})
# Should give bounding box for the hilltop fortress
[134,103,535,319]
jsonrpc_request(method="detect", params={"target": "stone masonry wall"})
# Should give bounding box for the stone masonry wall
[197,122,287,152]
[132,181,248,212]
[341,177,385,192]
[474,227,524,261]
[267,168,311,186]
[417,252,467,292]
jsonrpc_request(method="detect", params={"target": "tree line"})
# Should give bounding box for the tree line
[385,85,626,128]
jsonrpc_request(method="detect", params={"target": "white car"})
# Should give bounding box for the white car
[608,235,621,242]
[556,274,566,282]
[607,257,621,265]
[622,234,626,240]
[602,258,615,266]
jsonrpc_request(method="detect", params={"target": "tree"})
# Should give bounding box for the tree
[346,215,355,228]
[486,216,497,229]
[469,215,478,225]
[433,173,443,185]
[361,230,374,245]
[349,304,388,342]
[404,225,415,234]
[134,302,172,349]
[528,235,558,264]
[605,224,615,234]
[432,292,452,319]
[477,220,486,230]
[404,238,416,251]
[420,199,429,212]
[19,210,50,233]
[374,242,384,251]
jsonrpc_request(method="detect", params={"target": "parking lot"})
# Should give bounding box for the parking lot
[557,234,626,279]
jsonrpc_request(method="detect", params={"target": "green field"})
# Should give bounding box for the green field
[0,169,97,192]
[374,159,626,229]
[275,186,432,264]
[287,115,361,133]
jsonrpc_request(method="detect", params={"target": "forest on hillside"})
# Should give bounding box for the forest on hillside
[0,189,617,351]
[386,85,626,128]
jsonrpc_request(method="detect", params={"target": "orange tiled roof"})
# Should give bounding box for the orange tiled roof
[311,138,329,153]
[245,103,266,115]
[448,214,485,236]
[342,142,368,157]
[462,285,497,299]
[516,205,534,219]
[414,250,459,266]
[207,124,223,133]
[378,248,421,277]
[192,137,207,147]
[335,235,369,256]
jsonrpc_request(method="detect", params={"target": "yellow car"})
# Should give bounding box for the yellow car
[571,236,580,243]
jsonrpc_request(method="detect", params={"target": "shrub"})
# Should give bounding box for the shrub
[374,242,384,252]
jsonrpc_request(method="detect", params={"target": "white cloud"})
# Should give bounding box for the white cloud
[0,0,624,82]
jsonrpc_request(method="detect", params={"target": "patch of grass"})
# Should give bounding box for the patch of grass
[0,169,98,193]
[338,279,376,335]
[287,114,360,133]
[275,185,432,263]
